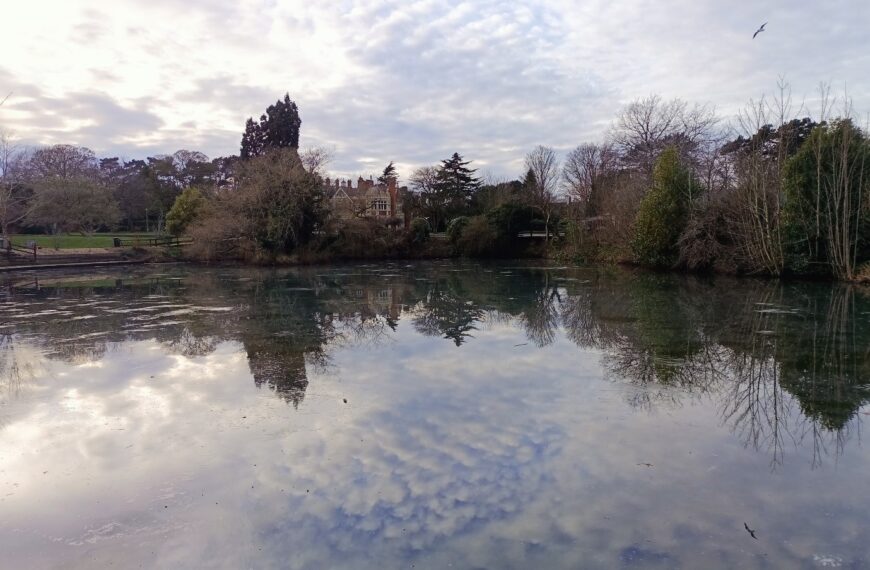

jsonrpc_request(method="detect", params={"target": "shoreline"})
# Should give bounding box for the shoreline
[2,248,867,286]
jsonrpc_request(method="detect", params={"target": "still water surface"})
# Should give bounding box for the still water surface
[0,261,868,569]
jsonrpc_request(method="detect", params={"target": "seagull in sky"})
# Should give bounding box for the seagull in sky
[753,22,767,39]
[744,522,758,540]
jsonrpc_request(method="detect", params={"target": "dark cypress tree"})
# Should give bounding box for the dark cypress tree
[240,118,266,159]
[240,94,302,159]
[263,94,301,149]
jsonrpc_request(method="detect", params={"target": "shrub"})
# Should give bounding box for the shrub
[446,216,469,244]
[186,202,249,261]
[485,202,536,242]
[676,195,733,272]
[167,187,205,235]
[409,218,430,244]
[455,215,498,257]
[327,217,394,258]
[185,148,325,261]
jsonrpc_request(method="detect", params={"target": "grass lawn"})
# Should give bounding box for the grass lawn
[10,232,160,249]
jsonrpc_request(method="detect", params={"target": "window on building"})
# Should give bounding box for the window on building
[371,199,388,213]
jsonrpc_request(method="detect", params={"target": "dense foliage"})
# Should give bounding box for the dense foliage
[411,153,480,232]
[240,94,302,159]
[5,86,870,280]
[408,218,431,244]
[166,187,205,236]
[556,90,870,280]
[631,147,698,267]
[188,148,326,260]
[781,119,870,278]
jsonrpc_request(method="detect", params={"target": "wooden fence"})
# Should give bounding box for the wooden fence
[1,235,193,266]
[114,235,193,247]
[4,242,37,262]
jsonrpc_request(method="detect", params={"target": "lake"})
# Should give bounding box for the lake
[0,261,868,569]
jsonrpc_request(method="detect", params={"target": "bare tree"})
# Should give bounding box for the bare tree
[409,165,438,193]
[407,165,442,228]
[610,94,719,174]
[723,80,797,274]
[805,86,869,280]
[0,132,33,235]
[524,145,560,241]
[17,144,121,236]
[562,142,617,205]
[171,149,209,173]
[24,144,99,180]
[299,146,334,177]
[0,131,14,179]
[27,177,121,236]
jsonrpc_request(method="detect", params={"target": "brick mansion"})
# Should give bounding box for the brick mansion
[324,176,406,223]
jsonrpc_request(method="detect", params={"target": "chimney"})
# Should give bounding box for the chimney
[388,178,398,217]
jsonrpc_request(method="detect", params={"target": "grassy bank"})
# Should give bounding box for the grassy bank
[10,233,159,249]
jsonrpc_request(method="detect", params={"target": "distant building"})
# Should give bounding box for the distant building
[324,176,405,223]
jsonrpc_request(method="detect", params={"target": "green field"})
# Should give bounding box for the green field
[9,233,160,249]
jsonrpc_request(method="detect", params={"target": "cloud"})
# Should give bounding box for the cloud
[1,0,869,178]
[2,83,164,155]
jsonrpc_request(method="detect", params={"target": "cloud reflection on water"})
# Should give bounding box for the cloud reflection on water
[0,262,868,568]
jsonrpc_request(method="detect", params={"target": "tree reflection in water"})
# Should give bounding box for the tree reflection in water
[0,262,867,466]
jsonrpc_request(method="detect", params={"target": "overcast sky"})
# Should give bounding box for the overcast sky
[1,0,868,179]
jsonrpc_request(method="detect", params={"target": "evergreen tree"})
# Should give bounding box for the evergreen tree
[781,119,870,278]
[435,153,480,201]
[421,153,480,231]
[240,118,265,160]
[631,146,698,267]
[721,117,818,159]
[166,187,206,235]
[521,168,537,201]
[240,94,302,159]
[377,161,398,185]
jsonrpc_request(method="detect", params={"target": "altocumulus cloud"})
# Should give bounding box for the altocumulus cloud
[0,0,868,177]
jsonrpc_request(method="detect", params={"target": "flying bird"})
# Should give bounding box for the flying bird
[753,22,767,39]
[744,522,758,540]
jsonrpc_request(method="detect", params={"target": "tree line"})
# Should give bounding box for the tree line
[0,137,236,235]
[554,85,870,281]
[2,84,868,279]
